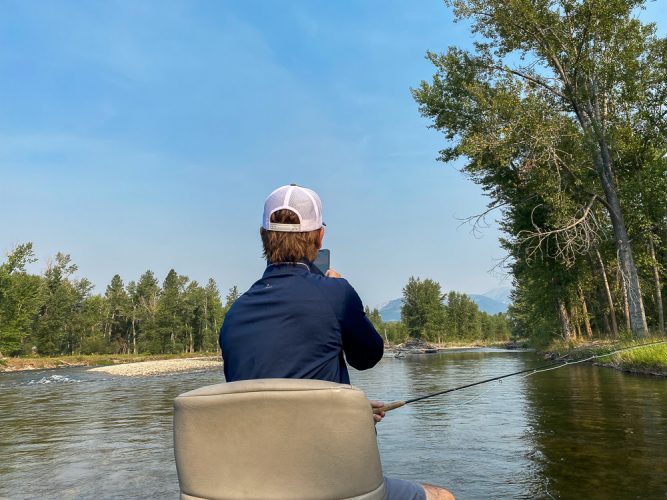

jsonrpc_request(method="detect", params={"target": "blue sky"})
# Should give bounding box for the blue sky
[1,1,664,307]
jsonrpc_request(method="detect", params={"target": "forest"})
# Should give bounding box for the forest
[413,0,667,345]
[0,242,509,357]
[0,242,237,356]
[365,277,511,344]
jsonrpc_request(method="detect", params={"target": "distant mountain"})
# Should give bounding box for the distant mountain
[467,294,507,315]
[481,286,512,306]
[377,287,512,322]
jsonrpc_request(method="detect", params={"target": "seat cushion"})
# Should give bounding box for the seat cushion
[174,379,385,500]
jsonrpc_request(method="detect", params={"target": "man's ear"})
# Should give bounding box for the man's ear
[317,227,325,249]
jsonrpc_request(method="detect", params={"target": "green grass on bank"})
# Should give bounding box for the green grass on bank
[546,336,667,376]
[0,352,221,372]
[605,343,667,374]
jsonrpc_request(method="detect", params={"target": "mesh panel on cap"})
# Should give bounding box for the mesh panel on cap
[266,189,300,222]
[287,188,318,223]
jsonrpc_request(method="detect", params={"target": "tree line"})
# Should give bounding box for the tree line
[1,243,509,357]
[0,243,238,356]
[414,0,667,344]
[365,277,511,344]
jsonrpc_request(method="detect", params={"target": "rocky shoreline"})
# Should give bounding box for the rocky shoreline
[0,354,223,375]
[88,357,223,376]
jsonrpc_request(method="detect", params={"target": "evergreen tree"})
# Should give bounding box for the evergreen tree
[135,270,161,353]
[105,274,130,353]
[155,269,188,353]
[223,286,240,315]
[204,279,224,351]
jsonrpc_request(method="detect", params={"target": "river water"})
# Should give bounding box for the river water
[0,349,665,499]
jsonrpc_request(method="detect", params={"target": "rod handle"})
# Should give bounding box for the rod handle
[373,400,406,414]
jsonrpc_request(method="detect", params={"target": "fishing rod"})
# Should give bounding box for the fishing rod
[373,339,667,414]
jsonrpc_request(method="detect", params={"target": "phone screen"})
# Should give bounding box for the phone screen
[313,249,330,274]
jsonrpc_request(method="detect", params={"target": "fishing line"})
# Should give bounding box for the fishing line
[374,339,667,414]
[452,344,641,409]
[448,379,503,408]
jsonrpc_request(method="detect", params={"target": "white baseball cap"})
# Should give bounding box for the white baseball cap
[262,184,324,232]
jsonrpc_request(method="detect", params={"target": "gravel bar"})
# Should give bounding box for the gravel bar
[88,357,223,376]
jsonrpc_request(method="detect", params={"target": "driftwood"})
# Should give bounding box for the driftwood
[394,338,439,356]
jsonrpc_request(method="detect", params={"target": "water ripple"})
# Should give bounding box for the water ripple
[1,353,666,499]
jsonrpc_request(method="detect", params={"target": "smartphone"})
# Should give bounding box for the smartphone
[313,249,330,274]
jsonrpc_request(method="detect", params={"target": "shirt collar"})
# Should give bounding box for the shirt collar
[262,259,324,277]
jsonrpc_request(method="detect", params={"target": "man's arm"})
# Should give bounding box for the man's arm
[338,283,384,370]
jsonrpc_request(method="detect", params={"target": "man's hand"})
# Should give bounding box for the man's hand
[370,400,385,424]
[325,268,342,278]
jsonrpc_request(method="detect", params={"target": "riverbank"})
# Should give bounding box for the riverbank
[0,352,221,373]
[387,338,519,354]
[544,338,667,376]
[1,340,519,375]
[437,340,520,349]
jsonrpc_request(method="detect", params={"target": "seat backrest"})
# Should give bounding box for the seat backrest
[173,378,386,500]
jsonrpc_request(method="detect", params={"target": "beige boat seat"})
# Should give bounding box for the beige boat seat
[173,378,386,500]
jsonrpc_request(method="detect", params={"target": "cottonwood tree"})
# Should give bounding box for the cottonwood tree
[401,277,445,339]
[414,0,667,337]
[0,244,39,356]
[33,254,82,355]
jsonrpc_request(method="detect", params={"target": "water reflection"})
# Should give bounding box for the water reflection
[351,351,543,498]
[524,365,667,498]
[1,353,665,499]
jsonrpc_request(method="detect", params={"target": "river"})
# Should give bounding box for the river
[1,349,665,499]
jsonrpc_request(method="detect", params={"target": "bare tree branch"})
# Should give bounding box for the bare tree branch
[456,200,508,238]
[517,196,603,267]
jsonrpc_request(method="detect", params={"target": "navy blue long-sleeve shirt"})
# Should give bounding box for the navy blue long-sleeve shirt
[219,261,384,384]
